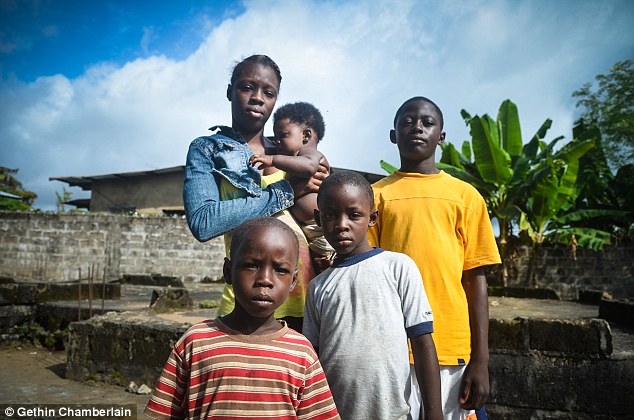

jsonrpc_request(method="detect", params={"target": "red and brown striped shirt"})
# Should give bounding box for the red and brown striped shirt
[145,318,339,420]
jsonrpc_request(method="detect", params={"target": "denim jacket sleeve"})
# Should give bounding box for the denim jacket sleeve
[183,134,294,242]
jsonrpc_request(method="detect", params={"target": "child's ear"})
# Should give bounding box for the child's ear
[439,131,446,144]
[222,257,232,284]
[314,209,322,227]
[303,128,312,144]
[368,209,379,227]
[289,268,299,292]
[226,84,232,101]
[389,129,397,144]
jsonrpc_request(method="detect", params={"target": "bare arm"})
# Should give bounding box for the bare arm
[250,148,323,178]
[411,334,443,420]
[460,266,490,410]
[292,158,328,198]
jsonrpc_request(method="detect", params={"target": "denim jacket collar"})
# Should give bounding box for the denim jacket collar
[209,125,244,142]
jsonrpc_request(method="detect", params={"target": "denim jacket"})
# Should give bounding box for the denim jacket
[183,125,294,242]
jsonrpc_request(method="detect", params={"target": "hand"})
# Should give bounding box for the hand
[292,160,328,198]
[459,358,489,410]
[312,255,334,274]
[249,154,273,170]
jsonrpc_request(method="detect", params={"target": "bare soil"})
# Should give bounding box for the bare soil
[0,346,151,418]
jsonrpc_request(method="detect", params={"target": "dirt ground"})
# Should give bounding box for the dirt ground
[0,346,151,418]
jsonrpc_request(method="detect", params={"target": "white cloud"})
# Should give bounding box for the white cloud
[1,0,633,210]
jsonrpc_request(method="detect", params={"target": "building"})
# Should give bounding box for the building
[50,165,385,215]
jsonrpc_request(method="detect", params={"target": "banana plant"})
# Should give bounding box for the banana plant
[436,100,556,286]
[519,135,629,284]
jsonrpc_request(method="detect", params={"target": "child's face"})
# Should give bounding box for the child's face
[315,184,378,258]
[273,118,306,155]
[224,225,298,319]
[227,63,279,135]
[390,100,445,164]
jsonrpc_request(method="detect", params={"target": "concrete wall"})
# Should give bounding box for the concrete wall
[90,171,184,214]
[64,313,633,419]
[1,212,633,299]
[487,317,633,419]
[506,245,634,299]
[0,212,224,283]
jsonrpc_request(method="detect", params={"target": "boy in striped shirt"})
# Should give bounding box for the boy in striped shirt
[145,217,340,419]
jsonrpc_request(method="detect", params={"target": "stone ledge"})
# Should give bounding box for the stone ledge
[0,305,35,334]
[599,298,634,327]
[118,274,184,288]
[489,286,560,300]
[489,352,634,417]
[0,282,121,305]
[490,317,613,357]
[66,312,188,387]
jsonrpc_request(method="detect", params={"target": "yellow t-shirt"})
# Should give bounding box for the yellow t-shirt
[217,170,314,319]
[368,170,500,365]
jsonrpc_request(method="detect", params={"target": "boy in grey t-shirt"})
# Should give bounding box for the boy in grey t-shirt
[302,170,442,420]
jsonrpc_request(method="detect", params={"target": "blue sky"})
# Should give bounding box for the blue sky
[1,0,633,210]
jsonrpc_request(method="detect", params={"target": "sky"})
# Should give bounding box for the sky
[1,0,633,211]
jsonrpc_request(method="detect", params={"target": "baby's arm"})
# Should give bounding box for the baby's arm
[411,334,443,420]
[250,148,323,178]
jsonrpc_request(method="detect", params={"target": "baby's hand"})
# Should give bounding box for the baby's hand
[250,154,273,168]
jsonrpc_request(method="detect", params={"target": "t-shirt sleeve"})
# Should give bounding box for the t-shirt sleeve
[463,191,501,271]
[302,283,320,348]
[297,358,340,419]
[144,341,189,419]
[396,254,434,338]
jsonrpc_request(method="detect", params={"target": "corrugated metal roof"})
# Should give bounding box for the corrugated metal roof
[49,165,185,190]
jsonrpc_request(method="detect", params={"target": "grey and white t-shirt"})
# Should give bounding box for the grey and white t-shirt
[303,247,434,420]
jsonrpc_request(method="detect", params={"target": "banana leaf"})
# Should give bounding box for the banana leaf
[470,115,513,184]
[498,99,523,157]
[380,160,398,175]
[554,208,630,223]
[550,227,613,251]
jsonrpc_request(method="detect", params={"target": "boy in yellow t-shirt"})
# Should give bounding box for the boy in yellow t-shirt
[368,96,501,420]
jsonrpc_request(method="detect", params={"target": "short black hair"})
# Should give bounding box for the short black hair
[230,54,282,88]
[317,170,374,209]
[393,96,444,129]
[274,102,326,141]
[230,217,298,260]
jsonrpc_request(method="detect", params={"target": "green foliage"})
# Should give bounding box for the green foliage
[199,300,220,309]
[438,100,615,286]
[0,167,37,211]
[569,120,633,241]
[573,60,634,169]
[55,187,72,213]
[380,160,398,174]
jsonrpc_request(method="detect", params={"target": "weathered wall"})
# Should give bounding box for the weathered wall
[487,317,634,419]
[64,313,634,419]
[506,245,634,299]
[0,212,224,282]
[1,212,633,299]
